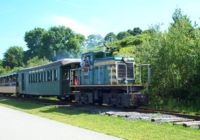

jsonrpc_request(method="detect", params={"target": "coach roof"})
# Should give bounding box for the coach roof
[19,58,80,72]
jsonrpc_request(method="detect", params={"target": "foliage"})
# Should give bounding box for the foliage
[127,27,143,36]
[24,26,85,61]
[133,9,200,105]
[108,34,147,58]
[104,32,117,43]
[84,34,104,48]
[116,31,131,40]
[0,66,22,76]
[24,27,47,59]
[2,46,24,69]
[104,8,200,108]
[26,56,50,67]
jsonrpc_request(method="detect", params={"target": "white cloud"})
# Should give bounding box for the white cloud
[51,16,95,36]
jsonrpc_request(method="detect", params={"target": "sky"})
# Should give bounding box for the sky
[0,0,200,59]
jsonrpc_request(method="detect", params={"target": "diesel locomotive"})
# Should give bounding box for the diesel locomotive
[0,51,150,107]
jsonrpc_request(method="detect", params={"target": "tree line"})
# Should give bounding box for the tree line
[0,24,143,72]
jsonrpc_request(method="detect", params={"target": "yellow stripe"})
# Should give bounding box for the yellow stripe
[107,66,116,69]
[111,79,117,82]
[94,60,115,66]
[109,72,116,76]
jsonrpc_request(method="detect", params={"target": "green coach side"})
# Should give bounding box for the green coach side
[17,59,80,98]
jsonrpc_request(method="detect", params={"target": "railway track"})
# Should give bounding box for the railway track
[134,107,200,120]
[104,107,200,129]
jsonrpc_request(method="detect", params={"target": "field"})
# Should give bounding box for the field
[0,97,199,140]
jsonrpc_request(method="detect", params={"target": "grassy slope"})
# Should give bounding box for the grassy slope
[0,97,199,140]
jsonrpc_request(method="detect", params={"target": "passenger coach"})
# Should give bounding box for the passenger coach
[17,58,80,100]
[0,72,17,95]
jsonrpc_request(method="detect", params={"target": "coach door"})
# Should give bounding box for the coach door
[62,66,70,94]
[21,73,25,91]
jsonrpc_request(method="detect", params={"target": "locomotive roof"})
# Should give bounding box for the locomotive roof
[19,58,80,72]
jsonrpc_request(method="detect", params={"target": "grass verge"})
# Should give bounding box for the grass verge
[0,97,199,140]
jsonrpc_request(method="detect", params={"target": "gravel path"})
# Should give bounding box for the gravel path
[0,106,122,140]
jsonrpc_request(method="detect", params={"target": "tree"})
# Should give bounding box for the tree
[44,26,85,60]
[116,31,131,40]
[104,32,117,43]
[84,34,104,48]
[128,27,142,36]
[24,27,47,59]
[24,26,85,61]
[2,46,24,69]
[0,59,2,66]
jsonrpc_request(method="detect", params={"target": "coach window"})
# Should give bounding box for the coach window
[30,73,32,83]
[41,71,43,82]
[49,70,51,81]
[29,73,31,83]
[33,73,35,83]
[29,74,31,83]
[38,72,40,82]
[35,72,38,83]
[31,73,33,83]
[47,70,50,81]
[28,74,30,83]
[32,73,34,83]
[38,72,41,82]
[37,72,39,82]
[50,70,53,81]
[51,70,54,81]
[40,72,42,82]
[35,72,37,83]
[43,71,46,82]
[39,72,41,82]
[54,69,58,81]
